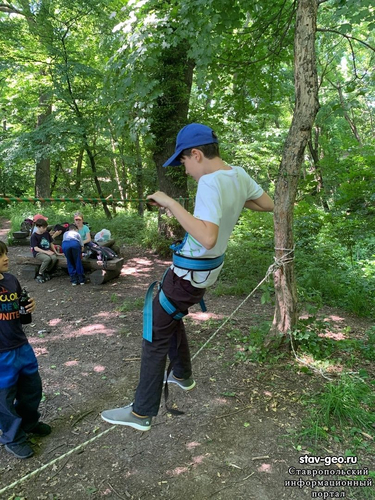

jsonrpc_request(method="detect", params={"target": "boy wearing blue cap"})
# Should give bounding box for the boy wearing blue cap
[101,123,274,431]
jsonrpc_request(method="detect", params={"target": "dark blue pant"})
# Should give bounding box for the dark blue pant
[0,344,42,445]
[133,269,205,417]
[62,240,85,283]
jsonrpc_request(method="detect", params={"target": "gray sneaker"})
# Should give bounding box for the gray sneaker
[101,404,151,431]
[165,372,196,391]
[5,442,34,459]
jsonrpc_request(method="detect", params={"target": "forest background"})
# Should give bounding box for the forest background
[0,0,374,467]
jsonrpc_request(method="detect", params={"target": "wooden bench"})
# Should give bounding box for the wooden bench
[15,254,124,285]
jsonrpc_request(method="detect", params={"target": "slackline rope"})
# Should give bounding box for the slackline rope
[192,248,295,361]
[0,249,296,496]
[0,196,190,204]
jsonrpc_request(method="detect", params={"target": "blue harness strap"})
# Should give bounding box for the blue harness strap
[159,289,188,320]
[142,280,189,341]
[172,252,225,271]
[142,280,158,342]
[142,251,224,342]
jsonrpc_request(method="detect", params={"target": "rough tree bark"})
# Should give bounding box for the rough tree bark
[267,0,320,346]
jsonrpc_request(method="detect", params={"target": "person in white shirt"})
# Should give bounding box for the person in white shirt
[62,224,85,286]
[101,123,274,431]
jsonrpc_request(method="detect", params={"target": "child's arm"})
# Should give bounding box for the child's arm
[50,242,58,254]
[82,229,91,245]
[147,191,219,250]
[244,192,274,212]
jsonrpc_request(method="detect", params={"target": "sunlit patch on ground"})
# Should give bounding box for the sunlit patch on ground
[64,360,79,367]
[214,397,230,405]
[299,313,349,341]
[258,463,272,473]
[95,311,119,319]
[30,323,116,344]
[297,354,344,374]
[189,311,226,321]
[167,454,210,476]
[324,314,345,322]
[94,365,106,373]
[186,441,201,450]
[318,331,346,341]
[33,347,48,356]
[49,318,62,326]
[121,257,154,276]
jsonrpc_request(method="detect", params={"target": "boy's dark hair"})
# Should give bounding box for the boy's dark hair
[0,241,8,256]
[179,142,220,161]
[35,218,48,228]
[69,224,78,230]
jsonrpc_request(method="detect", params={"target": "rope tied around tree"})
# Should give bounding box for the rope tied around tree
[192,248,295,361]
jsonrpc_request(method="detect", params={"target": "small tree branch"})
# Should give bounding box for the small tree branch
[0,2,24,15]
[317,28,375,52]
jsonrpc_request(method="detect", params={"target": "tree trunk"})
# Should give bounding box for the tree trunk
[84,143,112,219]
[35,91,51,199]
[308,126,330,211]
[150,45,195,239]
[267,0,320,347]
[50,161,61,195]
[75,148,84,192]
[135,135,144,217]
[110,136,125,203]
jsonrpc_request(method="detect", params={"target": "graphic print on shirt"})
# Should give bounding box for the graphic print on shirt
[0,285,20,321]
[39,237,51,250]
[181,233,203,257]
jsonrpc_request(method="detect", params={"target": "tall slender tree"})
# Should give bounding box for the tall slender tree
[268,0,320,345]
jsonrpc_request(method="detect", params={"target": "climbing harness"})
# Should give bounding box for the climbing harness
[143,251,224,342]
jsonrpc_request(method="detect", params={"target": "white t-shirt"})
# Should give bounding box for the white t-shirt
[171,166,264,288]
[63,230,83,245]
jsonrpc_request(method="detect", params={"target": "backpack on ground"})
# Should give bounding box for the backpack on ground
[20,218,33,234]
[85,241,117,267]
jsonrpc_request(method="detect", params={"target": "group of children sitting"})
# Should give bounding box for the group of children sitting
[30,213,87,285]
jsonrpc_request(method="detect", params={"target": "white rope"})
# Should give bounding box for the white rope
[193,249,295,360]
[0,426,115,496]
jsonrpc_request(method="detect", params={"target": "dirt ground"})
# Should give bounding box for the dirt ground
[0,219,374,500]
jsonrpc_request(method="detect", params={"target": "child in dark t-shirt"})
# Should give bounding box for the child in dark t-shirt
[0,242,51,459]
[30,218,58,283]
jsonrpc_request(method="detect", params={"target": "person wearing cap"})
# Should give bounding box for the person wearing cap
[72,212,91,246]
[101,123,274,431]
[31,214,48,235]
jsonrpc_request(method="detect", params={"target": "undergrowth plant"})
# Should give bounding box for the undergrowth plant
[300,373,375,447]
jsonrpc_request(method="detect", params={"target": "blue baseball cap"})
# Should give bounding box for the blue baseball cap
[163,123,219,167]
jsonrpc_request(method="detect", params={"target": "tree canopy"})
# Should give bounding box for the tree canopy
[0,0,374,328]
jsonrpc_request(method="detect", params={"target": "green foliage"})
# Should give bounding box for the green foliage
[292,319,336,360]
[359,326,375,362]
[140,212,174,256]
[301,374,375,444]
[293,203,375,318]
[226,322,283,364]
[214,210,274,296]
[118,298,144,313]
